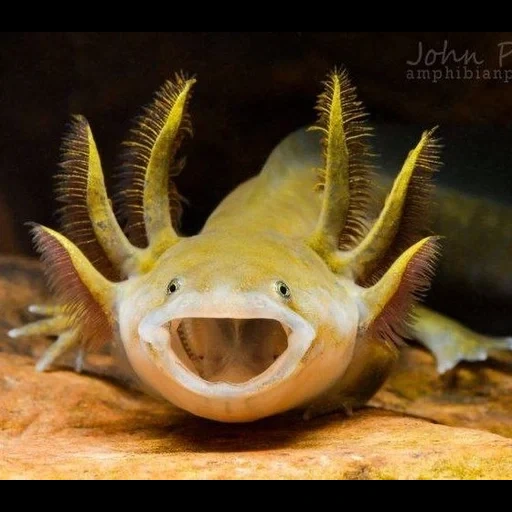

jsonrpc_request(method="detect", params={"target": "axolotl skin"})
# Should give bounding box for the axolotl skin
[9,71,512,422]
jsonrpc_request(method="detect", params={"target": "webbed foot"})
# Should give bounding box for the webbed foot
[8,304,83,372]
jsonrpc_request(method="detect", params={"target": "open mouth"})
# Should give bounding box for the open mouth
[169,318,290,384]
[137,292,316,397]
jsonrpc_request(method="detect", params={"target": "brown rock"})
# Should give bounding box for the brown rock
[1,353,511,480]
[372,348,512,438]
[1,256,511,479]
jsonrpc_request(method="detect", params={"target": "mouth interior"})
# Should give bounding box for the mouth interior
[168,318,289,384]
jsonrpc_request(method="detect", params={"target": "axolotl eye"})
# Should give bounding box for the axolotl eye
[274,280,291,300]
[167,278,182,295]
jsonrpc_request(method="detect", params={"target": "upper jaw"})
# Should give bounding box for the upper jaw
[137,291,316,399]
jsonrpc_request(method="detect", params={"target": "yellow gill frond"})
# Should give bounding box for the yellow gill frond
[56,116,140,278]
[56,116,116,279]
[337,128,442,282]
[360,236,441,347]
[308,69,375,260]
[116,75,195,259]
[31,224,116,350]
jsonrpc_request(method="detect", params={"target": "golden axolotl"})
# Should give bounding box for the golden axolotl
[9,70,511,422]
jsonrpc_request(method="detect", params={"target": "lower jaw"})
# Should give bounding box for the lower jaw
[142,369,310,423]
[125,338,310,422]
[127,341,354,424]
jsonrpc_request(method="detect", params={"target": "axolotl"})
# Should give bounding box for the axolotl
[9,70,512,422]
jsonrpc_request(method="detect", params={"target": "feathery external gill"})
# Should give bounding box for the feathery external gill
[56,116,120,280]
[115,75,195,258]
[304,71,442,347]
[55,116,138,277]
[345,128,442,284]
[309,70,375,258]
[30,224,115,350]
[361,236,441,347]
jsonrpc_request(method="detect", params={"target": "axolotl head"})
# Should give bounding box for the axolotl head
[30,71,440,422]
[118,232,361,422]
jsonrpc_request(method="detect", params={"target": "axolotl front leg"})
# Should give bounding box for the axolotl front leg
[412,305,512,373]
[9,304,82,372]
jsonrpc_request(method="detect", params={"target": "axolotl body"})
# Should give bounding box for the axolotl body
[10,71,512,422]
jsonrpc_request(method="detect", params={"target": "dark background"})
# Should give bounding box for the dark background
[1,32,511,255]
